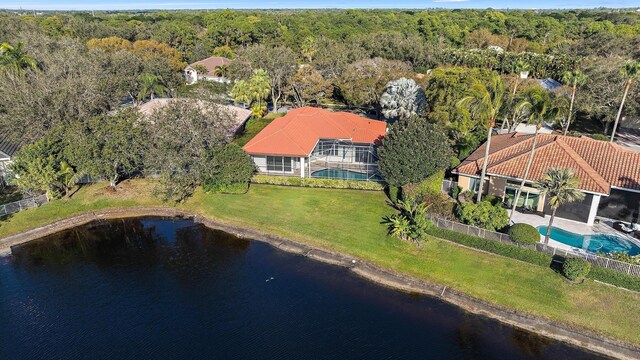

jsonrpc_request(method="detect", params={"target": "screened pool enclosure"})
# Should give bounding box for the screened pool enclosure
[250,139,382,181]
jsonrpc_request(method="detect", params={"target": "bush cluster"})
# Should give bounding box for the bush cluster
[588,266,640,292]
[562,258,592,281]
[508,224,541,245]
[251,175,385,191]
[455,200,509,231]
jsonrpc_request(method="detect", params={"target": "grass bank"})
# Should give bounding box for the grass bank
[2,179,640,347]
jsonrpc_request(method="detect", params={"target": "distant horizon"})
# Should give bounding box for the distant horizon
[1,0,639,11]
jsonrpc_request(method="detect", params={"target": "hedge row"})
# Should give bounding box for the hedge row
[425,226,552,267]
[251,175,385,191]
[426,225,640,292]
[588,266,640,292]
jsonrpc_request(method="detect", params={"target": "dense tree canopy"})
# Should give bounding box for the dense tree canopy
[377,117,452,187]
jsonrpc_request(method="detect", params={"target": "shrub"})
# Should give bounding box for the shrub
[424,226,552,267]
[589,133,609,141]
[605,252,640,265]
[251,175,385,191]
[451,185,462,201]
[508,223,540,245]
[388,185,400,202]
[423,192,455,219]
[201,143,255,194]
[385,198,431,246]
[588,266,640,292]
[562,258,591,281]
[450,156,461,169]
[455,200,509,231]
[483,194,502,206]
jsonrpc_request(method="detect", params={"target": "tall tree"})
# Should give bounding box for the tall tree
[457,75,505,202]
[377,117,452,187]
[380,78,427,120]
[286,65,332,107]
[508,88,553,224]
[561,69,588,135]
[339,57,411,118]
[511,60,530,96]
[229,45,297,112]
[65,109,145,188]
[610,61,640,142]
[535,168,585,247]
[231,69,270,117]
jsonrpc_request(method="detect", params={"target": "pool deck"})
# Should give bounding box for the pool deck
[510,210,640,253]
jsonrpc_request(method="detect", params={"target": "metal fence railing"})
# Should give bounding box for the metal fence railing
[0,194,49,217]
[441,180,457,194]
[427,214,640,278]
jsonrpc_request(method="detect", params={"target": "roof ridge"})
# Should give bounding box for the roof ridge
[555,138,610,193]
[485,136,558,173]
[465,133,536,169]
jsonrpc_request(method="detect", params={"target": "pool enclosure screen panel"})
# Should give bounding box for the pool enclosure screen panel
[544,193,593,223]
[597,189,640,222]
[309,140,381,181]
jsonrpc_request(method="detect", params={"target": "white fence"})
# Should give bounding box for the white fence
[427,214,640,277]
[0,194,49,217]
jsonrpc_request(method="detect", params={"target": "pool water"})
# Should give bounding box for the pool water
[311,168,381,181]
[538,226,640,255]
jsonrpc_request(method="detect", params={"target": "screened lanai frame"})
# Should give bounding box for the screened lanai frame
[306,139,382,182]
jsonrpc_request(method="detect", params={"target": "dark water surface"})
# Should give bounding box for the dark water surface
[0,217,602,359]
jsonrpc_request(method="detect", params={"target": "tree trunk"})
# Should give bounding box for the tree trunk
[271,88,279,113]
[544,207,557,248]
[610,79,632,142]
[563,86,577,136]
[110,174,118,188]
[512,75,519,96]
[477,123,493,203]
[509,125,540,224]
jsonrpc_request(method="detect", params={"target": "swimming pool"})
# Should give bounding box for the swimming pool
[311,169,381,181]
[537,226,640,255]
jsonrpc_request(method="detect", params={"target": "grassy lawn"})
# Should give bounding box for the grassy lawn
[2,179,640,346]
[234,112,285,147]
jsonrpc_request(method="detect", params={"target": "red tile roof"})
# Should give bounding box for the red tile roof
[455,133,640,194]
[243,107,387,157]
[186,56,231,77]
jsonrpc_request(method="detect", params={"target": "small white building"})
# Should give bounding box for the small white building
[0,135,21,185]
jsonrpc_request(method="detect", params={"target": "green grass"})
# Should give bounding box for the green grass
[2,179,640,346]
[234,112,285,146]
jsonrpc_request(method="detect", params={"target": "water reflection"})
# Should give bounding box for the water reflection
[1,217,602,360]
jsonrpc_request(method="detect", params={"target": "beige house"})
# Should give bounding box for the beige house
[454,133,640,226]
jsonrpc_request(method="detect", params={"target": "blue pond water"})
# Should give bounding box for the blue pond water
[538,226,640,255]
[0,218,602,359]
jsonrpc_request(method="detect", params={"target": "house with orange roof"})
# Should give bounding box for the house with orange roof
[454,133,640,225]
[243,107,387,181]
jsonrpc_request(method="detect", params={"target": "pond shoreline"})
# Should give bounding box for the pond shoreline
[1,206,639,360]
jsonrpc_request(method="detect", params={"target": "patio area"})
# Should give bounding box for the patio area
[510,210,640,253]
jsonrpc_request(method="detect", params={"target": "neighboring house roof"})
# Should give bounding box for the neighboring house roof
[137,98,252,134]
[537,78,562,91]
[243,107,387,157]
[454,133,640,194]
[185,56,231,77]
[0,134,21,159]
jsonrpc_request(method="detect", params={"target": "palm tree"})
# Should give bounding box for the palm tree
[535,168,585,247]
[58,161,84,198]
[511,60,530,95]
[137,73,167,103]
[508,88,553,224]
[458,76,505,202]
[561,70,588,136]
[213,64,228,77]
[610,61,640,142]
[0,42,37,74]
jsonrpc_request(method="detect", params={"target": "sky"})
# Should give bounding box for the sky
[0,0,638,10]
